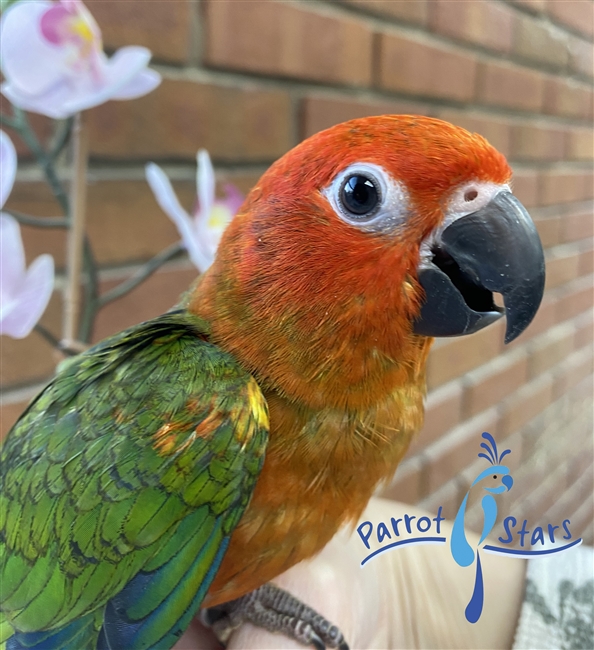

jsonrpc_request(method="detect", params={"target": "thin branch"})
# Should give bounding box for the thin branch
[78,237,99,344]
[63,111,88,345]
[0,113,18,129]
[34,324,61,349]
[34,325,83,357]
[49,117,73,161]
[7,210,68,228]
[11,107,70,215]
[98,242,184,307]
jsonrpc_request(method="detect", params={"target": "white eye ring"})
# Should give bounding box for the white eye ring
[447,181,510,220]
[322,163,409,234]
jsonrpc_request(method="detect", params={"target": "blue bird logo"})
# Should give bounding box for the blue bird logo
[450,432,513,623]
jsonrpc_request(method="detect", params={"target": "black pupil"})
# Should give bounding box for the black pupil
[341,175,378,216]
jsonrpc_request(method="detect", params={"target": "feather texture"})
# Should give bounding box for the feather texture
[1,311,268,649]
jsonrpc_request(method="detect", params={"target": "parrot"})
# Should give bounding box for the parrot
[450,432,514,623]
[0,115,546,650]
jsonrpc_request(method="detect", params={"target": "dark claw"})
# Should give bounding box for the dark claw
[310,633,326,650]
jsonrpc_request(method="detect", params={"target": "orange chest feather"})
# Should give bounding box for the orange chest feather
[204,371,427,607]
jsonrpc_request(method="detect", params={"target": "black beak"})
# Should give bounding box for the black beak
[413,191,545,343]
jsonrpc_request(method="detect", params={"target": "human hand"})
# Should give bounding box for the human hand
[174,498,526,649]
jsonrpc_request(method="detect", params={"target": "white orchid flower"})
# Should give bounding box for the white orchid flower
[0,0,161,119]
[0,130,55,339]
[146,150,244,273]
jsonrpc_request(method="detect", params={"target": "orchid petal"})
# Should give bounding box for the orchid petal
[0,213,54,339]
[145,163,212,273]
[0,2,160,118]
[111,68,161,100]
[1,79,75,120]
[221,183,244,215]
[196,149,215,228]
[0,130,17,209]
[0,1,66,97]
[0,252,54,339]
[0,213,26,301]
[59,47,158,114]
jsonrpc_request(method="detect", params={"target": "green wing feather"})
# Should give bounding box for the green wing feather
[0,310,269,650]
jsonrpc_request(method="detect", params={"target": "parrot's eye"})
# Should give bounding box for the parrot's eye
[340,175,380,217]
[323,162,409,233]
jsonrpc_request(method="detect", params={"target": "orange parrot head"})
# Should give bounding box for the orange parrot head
[192,116,545,407]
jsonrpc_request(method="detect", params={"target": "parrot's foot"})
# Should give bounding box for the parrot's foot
[200,583,349,650]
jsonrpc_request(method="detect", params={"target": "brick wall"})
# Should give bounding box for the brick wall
[2,0,593,544]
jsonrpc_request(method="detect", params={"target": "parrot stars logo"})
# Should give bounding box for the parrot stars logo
[357,432,583,624]
[450,432,514,623]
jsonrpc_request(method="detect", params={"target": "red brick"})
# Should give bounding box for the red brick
[568,36,594,78]
[429,0,514,53]
[0,260,200,390]
[93,266,198,342]
[418,478,462,520]
[553,345,594,398]
[506,292,557,349]
[436,110,512,157]
[478,61,545,112]
[426,321,505,390]
[3,181,66,268]
[514,436,554,493]
[579,246,594,275]
[301,96,431,140]
[545,248,583,289]
[539,169,593,205]
[377,31,477,101]
[566,430,593,480]
[547,0,594,39]
[562,211,594,242]
[572,370,594,403]
[559,497,594,543]
[464,348,529,417]
[522,461,571,528]
[534,214,563,247]
[381,456,423,504]
[510,123,567,161]
[205,0,373,86]
[407,381,464,455]
[499,374,554,436]
[543,78,593,119]
[7,172,258,269]
[586,171,594,199]
[0,293,61,390]
[554,276,594,322]
[6,178,227,269]
[528,322,576,377]
[574,310,594,349]
[87,0,192,64]
[421,408,499,493]
[511,168,540,207]
[86,78,292,162]
[340,0,429,24]
[566,127,594,161]
[513,14,569,69]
